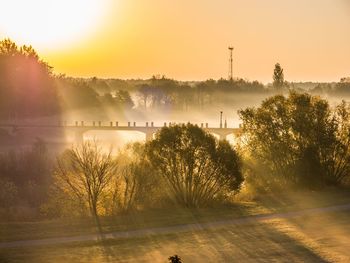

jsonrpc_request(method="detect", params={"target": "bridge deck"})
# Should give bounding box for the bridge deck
[0,122,242,141]
[0,123,241,131]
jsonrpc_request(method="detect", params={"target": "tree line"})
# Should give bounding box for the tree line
[1,38,349,121]
[1,92,350,221]
[0,39,276,121]
[0,39,59,119]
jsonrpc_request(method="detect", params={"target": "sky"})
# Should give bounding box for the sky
[0,0,349,83]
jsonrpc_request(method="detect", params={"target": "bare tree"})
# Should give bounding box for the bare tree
[55,141,117,225]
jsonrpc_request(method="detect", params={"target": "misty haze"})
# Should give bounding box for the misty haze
[0,1,350,262]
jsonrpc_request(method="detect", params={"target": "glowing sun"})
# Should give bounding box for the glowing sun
[0,0,112,49]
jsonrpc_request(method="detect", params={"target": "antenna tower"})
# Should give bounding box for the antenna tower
[228,46,234,80]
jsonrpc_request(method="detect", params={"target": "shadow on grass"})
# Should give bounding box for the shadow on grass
[1,211,343,262]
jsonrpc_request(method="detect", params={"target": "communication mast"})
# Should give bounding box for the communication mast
[228,46,234,80]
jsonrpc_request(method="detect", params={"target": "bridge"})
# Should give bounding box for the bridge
[0,121,243,143]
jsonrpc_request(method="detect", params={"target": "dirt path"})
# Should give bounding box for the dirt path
[1,203,350,249]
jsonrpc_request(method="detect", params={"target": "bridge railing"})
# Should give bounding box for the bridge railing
[60,121,158,128]
[0,120,244,130]
[58,121,242,129]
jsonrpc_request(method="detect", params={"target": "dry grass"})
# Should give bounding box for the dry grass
[1,210,350,262]
[1,189,350,262]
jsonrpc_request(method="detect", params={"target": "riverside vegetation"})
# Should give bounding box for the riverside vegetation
[1,38,350,262]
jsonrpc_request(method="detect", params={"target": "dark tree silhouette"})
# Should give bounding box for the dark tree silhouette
[168,255,182,263]
[146,124,243,207]
[56,78,100,109]
[0,38,59,119]
[273,63,284,90]
[239,91,350,187]
[138,84,153,109]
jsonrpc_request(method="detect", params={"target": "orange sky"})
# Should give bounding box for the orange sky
[0,0,349,83]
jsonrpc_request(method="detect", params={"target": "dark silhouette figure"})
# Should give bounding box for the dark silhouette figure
[169,255,182,263]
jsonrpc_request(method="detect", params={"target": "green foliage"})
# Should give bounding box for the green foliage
[325,101,350,185]
[40,183,89,219]
[239,91,350,188]
[112,143,162,212]
[0,139,53,220]
[146,124,243,207]
[0,139,52,190]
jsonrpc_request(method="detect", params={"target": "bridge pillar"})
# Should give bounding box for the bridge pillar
[214,131,232,141]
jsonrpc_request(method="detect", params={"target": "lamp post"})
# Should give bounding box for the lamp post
[220,111,223,128]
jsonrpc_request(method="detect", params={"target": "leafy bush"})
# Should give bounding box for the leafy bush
[146,123,243,207]
[239,91,350,188]
[111,143,163,213]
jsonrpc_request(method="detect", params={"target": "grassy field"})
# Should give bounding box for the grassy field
[1,189,350,262]
[1,210,350,262]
